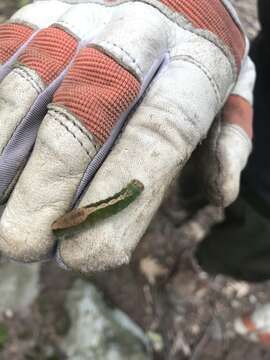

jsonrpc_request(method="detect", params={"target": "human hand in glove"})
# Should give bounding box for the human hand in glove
[0,0,255,273]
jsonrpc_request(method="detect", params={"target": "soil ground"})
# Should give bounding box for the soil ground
[0,1,267,360]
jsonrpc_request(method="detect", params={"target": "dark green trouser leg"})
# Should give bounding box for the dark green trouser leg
[196,195,270,282]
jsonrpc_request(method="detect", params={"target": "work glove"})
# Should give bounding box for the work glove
[0,0,255,273]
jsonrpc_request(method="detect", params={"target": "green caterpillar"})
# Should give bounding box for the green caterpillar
[52,179,144,239]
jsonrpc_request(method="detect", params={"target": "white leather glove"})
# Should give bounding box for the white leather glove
[0,0,256,272]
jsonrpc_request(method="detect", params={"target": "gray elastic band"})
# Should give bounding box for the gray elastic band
[0,68,69,198]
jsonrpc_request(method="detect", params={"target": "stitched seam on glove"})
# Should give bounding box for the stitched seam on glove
[169,54,221,105]
[6,19,38,30]
[13,66,44,93]
[56,20,85,40]
[48,116,95,158]
[221,123,252,150]
[146,0,244,77]
[97,40,143,79]
[161,0,245,70]
[53,47,141,143]
[64,0,244,78]
[48,106,102,152]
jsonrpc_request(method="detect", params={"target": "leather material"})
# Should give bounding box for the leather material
[232,55,256,105]
[55,2,111,39]
[0,66,45,155]
[11,1,72,29]
[0,106,99,262]
[198,120,252,207]
[91,2,169,81]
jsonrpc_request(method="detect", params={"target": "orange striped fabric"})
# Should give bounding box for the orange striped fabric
[53,47,141,143]
[0,23,33,64]
[18,26,78,84]
[158,0,245,71]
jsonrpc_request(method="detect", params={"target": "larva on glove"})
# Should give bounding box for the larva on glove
[0,0,255,273]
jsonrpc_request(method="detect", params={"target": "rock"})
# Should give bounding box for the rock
[62,280,151,360]
[0,260,39,313]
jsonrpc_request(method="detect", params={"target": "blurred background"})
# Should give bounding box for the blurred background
[0,1,265,360]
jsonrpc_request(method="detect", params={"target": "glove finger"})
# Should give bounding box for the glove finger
[197,95,253,207]
[0,4,106,203]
